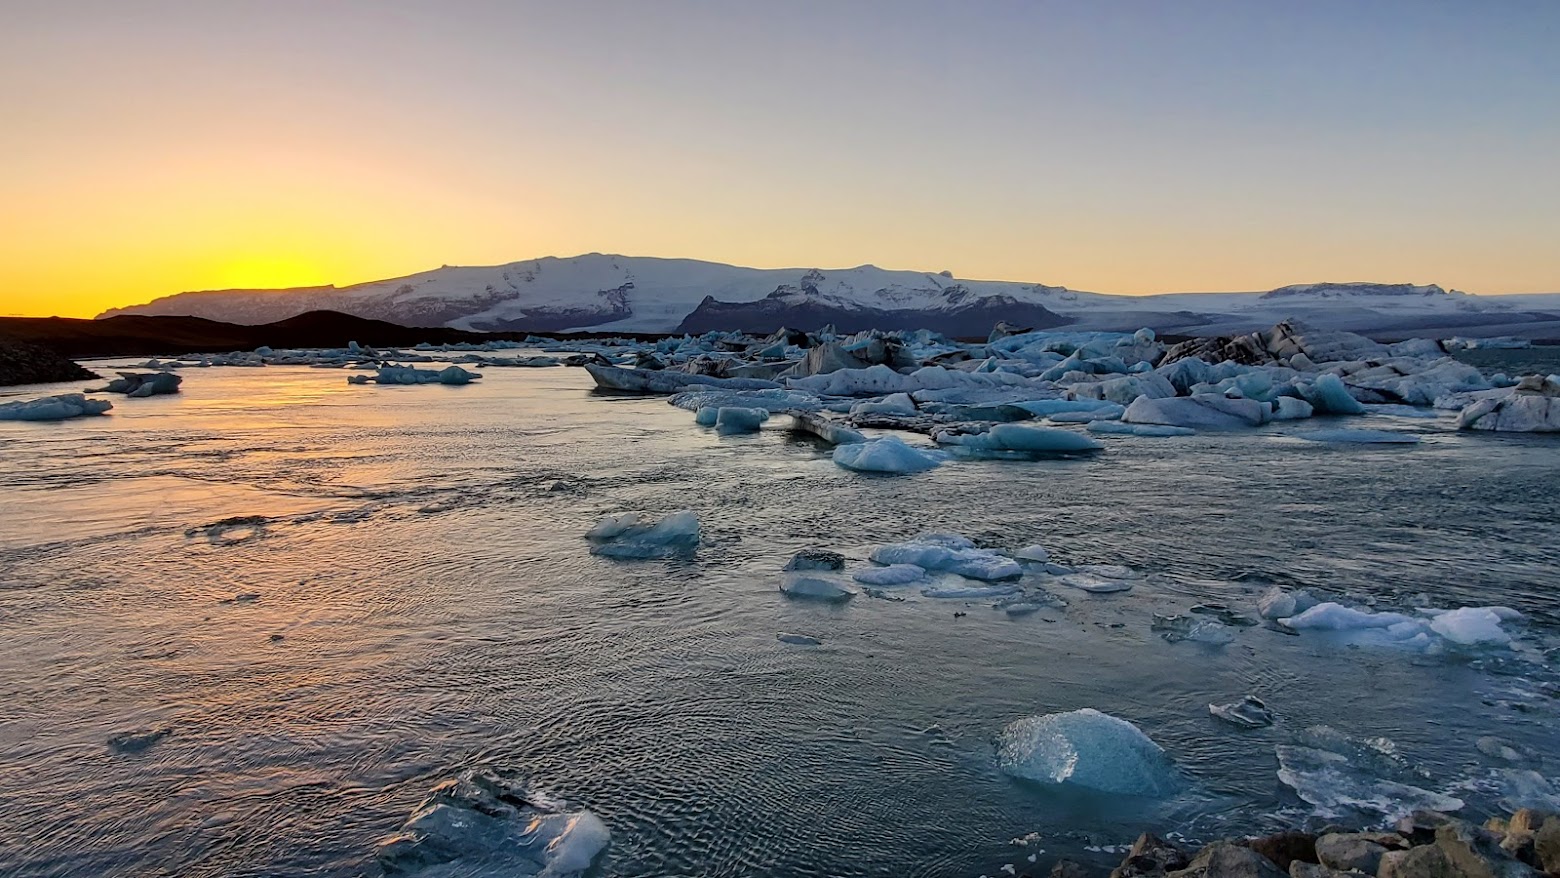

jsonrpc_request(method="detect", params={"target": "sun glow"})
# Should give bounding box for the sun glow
[212,255,330,291]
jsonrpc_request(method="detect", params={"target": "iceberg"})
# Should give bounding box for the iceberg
[832,436,944,474]
[1300,373,1366,415]
[90,371,183,397]
[1280,602,1415,631]
[868,538,1023,581]
[358,365,482,386]
[1456,375,1560,432]
[779,572,856,601]
[1122,394,1271,430]
[933,423,1103,454]
[0,393,113,421]
[694,406,718,426]
[1013,544,1050,563]
[1427,606,1512,647]
[852,564,927,585]
[586,510,700,559]
[997,708,1178,796]
[850,393,918,416]
[713,406,769,434]
[376,769,609,878]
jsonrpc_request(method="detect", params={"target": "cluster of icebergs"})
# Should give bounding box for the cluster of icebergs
[572,318,1556,473]
[1256,586,1524,651]
[346,365,482,386]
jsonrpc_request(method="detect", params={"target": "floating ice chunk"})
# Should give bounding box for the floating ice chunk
[1153,614,1235,645]
[92,371,182,396]
[437,365,478,385]
[586,511,700,559]
[997,708,1178,796]
[1303,373,1366,415]
[780,572,856,601]
[1280,602,1414,630]
[1427,607,1511,647]
[832,436,944,474]
[935,423,1103,454]
[1256,587,1320,620]
[1456,375,1560,432]
[694,406,718,426]
[1271,397,1315,420]
[0,393,113,421]
[868,540,1022,581]
[777,633,822,646]
[1014,544,1050,563]
[376,769,609,878]
[1275,728,1462,820]
[853,564,927,585]
[921,581,1023,598]
[850,393,918,416]
[1122,394,1271,430]
[1296,429,1419,444]
[1058,574,1133,594]
[1209,696,1274,728]
[1086,421,1196,437]
[714,406,769,434]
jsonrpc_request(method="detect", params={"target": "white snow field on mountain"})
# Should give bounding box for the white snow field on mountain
[98,254,1560,339]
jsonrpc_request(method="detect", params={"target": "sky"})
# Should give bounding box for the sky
[2,0,1558,318]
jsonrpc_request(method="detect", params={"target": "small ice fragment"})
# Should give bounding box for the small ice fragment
[1014,544,1050,563]
[780,573,856,601]
[1058,574,1132,594]
[1209,695,1275,728]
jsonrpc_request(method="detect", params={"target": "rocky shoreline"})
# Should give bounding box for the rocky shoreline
[1016,810,1559,878]
[0,337,98,387]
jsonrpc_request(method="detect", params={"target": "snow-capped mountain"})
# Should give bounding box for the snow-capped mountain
[98,255,1560,339]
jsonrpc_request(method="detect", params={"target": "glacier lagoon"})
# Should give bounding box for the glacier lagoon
[1,356,1559,877]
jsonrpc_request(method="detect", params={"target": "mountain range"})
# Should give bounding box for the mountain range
[98,254,1560,339]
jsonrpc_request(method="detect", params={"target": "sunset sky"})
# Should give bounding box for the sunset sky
[3,0,1558,318]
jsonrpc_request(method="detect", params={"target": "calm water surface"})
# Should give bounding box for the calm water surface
[1,358,1558,877]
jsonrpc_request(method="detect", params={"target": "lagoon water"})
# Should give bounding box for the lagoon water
[2,357,1558,877]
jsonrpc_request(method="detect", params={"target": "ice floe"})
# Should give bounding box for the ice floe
[0,393,113,421]
[832,436,944,473]
[585,510,701,559]
[998,708,1178,796]
[376,769,609,878]
[1275,726,1463,820]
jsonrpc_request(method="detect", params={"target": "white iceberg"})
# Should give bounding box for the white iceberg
[868,539,1023,581]
[1427,606,1512,646]
[1122,394,1271,430]
[997,708,1178,796]
[1013,544,1050,563]
[1280,602,1415,630]
[832,436,944,474]
[0,393,113,421]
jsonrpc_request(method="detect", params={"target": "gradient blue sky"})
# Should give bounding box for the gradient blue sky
[3,0,1558,316]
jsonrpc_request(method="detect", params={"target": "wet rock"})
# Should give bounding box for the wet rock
[1533,816,1560,873]
[1111,833,1190,878]
[0,338,99,387]
[1167,841,1286,878]
[1052,860,1093,878]
[1377,847,1456,878]
[1398,812,1460,847]
[1289,863,1363,878]
[1433,820,1542,878]
[1244,831,1317,870]
[783,549,845,571]
[1316,834,1390,874]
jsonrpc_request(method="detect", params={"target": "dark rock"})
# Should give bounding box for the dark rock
[1053,859,1093,878]
[108,727,172,753]
[1378,847,1457,878]
[1167,841,1286,878]
[1533,816,1560,873]
[783,549,845,572]
[1434,819,1542,878]
[1398,812,1460,847]
[0,337,99,387]
[1112,833,1191,878]
[1245,831,1318,870]
[1289,863,1365,878]
[1316,834,1389,874]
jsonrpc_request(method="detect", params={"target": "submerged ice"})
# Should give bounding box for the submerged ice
[585,511,701,559]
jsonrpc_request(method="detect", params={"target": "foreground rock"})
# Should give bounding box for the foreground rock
[0,337,98,387]
[1012,810,1553,878]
